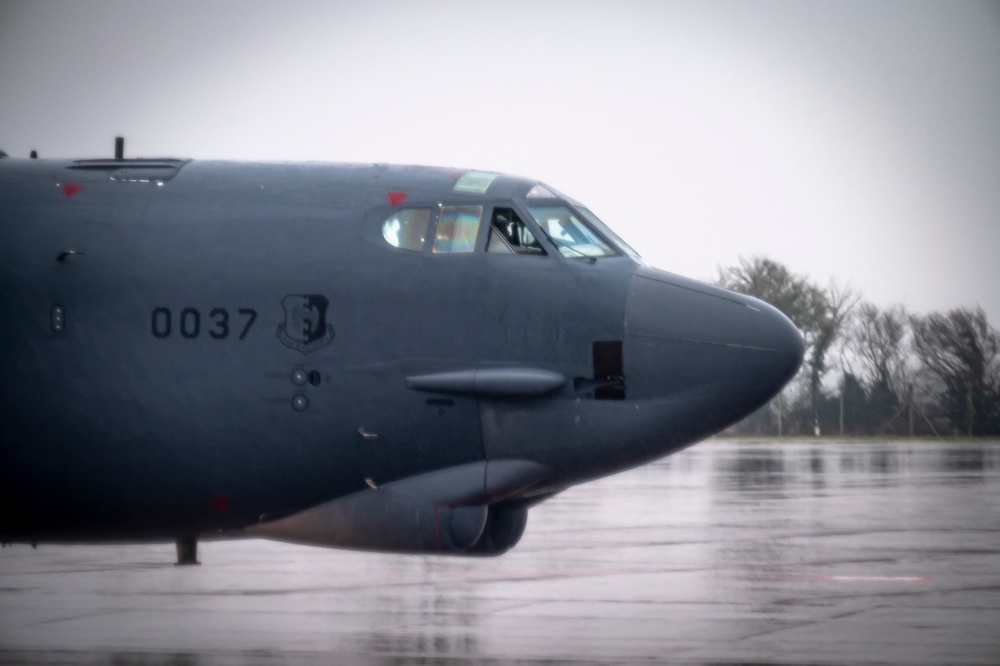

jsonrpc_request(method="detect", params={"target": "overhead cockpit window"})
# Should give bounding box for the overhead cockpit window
[526,183,557,198]
[433,205,482,253]
[382,208,432,251]
[453,171,500,194]
[487,208,546,255]
[527,205,616,258]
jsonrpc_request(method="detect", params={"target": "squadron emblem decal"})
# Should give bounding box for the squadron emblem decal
[277,295,335,354]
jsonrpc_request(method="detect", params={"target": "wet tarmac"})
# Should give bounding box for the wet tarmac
[1,439,999,665]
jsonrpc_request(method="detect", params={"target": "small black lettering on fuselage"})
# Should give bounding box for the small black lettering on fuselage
[151,307,257,340]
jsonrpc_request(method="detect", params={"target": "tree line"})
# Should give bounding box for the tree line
[716,256,1000,437]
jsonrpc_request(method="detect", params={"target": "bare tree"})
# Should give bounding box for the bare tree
[815,280,860,398]
[841,302,911,433]
[850,302,909,395]
[910,306,1000,435]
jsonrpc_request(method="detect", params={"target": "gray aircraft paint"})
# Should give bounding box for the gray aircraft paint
[0,154,803,555]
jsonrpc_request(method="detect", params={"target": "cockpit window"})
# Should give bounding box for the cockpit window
[433,205,482,253]
[526,183,557,198]
[578,208,641,260]
[487,207,546,255]
[382,208,431,251]
[527,205,616,258]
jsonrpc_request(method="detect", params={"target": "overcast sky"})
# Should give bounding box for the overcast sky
[2,0,998,325]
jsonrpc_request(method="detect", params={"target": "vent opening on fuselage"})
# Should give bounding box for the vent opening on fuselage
[593,340,626,400]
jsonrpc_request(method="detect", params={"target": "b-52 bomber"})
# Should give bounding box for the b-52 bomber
[0,141,803,563]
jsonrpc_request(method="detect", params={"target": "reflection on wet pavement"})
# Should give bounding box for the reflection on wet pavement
[1,440,998,665]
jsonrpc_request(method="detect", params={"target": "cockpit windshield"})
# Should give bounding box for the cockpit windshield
[527,205,616,258]
[577,208,641,260]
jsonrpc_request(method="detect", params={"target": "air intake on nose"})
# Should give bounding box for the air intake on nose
[593,340,625,400]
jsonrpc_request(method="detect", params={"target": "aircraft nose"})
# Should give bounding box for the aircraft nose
[624,267,803,409]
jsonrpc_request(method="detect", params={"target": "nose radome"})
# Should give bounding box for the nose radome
[624,267,804,402]
[747,295,805,390]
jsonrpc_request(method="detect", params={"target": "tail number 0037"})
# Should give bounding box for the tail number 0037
[151,307,257,340]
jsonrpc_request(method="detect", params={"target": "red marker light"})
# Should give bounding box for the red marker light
[210,496,231,512]
[62,183,82,197]
[387,191,408,206]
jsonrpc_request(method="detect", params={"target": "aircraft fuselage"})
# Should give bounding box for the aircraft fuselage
[0,157,803,555]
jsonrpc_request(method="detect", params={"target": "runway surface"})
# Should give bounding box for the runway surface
[1,439,998,665]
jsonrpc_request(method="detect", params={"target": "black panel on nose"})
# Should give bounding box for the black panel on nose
[593,340,625,400]
[624,267,803,406]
